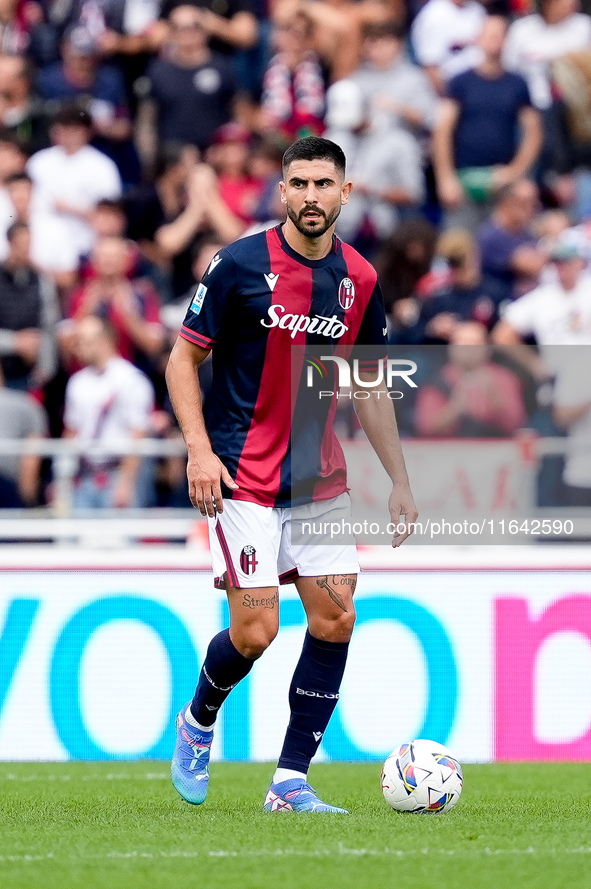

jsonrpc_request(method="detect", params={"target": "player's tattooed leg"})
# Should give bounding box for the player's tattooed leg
[242,591,279,610]
[316,575,357,613]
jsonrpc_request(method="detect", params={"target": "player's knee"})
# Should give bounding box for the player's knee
[234,623,278,659]
[311,608,356,643]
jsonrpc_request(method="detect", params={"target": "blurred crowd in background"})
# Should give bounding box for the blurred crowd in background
[1,0,591,510]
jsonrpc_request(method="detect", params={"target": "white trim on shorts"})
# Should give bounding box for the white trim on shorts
[208,492,360,589]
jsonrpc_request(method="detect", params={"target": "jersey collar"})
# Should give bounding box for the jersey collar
[273,223,340,269]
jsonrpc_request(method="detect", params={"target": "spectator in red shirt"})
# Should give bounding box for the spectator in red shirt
[415,320,527,437]
[207,121,262,226]
[66,235,165,367]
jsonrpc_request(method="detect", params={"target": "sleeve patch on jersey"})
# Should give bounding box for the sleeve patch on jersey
[190,283,207,315]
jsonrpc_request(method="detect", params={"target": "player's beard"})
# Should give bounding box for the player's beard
[287,202,340,238]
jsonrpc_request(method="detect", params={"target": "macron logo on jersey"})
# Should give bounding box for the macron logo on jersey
[207,254,222,275]
[261,304,349,339]
[264,272,279,291]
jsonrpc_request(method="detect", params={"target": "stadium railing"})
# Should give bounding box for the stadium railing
[0,437,588,544]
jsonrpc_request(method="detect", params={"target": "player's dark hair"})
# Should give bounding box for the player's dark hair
[282,137,346,179]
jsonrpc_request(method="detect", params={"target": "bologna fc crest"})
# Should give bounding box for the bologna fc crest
[240,545,258,575]
[338,277,355,310]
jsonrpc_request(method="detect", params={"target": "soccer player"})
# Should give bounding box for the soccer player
[165,136,418,813]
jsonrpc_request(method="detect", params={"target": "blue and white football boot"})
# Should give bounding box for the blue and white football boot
[263,778,349,813]
[171,705,213,805]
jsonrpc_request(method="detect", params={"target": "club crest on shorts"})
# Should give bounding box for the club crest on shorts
[240,545,258,575]
[338,277,355,310]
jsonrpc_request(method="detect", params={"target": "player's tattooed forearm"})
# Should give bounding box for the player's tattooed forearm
[316,575,356,613]
[242,592,278,610]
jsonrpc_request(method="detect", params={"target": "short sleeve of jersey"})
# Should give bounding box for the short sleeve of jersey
[355,279,388,347]
[179,248,238,349]
[354,279,388,374]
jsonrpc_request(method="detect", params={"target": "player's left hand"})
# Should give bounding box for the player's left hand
[388,485,418,548]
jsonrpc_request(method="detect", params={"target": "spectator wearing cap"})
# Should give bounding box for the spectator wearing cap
[35,25,139,185]
[207,122,262,226]
[26,104,121,260]
[259,11,325,142]
[477,179,547,303]
[413,229,510,344]
[350,21,437,142]
[138,3,239,162]
[0,54,50,154]
[433,15,542,231]
[493,229,591,378]
[325,78,425,250]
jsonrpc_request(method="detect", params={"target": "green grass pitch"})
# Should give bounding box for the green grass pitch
[1,761,590,889]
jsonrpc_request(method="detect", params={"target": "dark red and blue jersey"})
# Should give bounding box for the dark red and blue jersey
[179,224,387,507]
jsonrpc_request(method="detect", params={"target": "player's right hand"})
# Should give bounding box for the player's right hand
[187,452,238,516]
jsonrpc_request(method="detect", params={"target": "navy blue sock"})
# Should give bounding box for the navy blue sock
[277,630,349,773]
[190,629,255,726]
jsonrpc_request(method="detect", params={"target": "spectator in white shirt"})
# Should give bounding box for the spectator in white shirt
[27,104,122,262]
[0,172,80,290]
[493,229,591,378]
[410,0,486,94]
[63,315,155,509]
[325,79,425,247]
[503,0,591,111]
